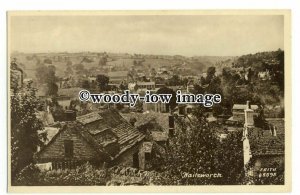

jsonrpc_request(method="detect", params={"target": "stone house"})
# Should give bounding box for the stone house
[231,103,259,122]
[241,103,284,183]
[35,109,146,170]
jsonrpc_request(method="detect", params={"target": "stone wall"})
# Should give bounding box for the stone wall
[38,128,100,163]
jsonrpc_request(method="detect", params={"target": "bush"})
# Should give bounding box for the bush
[14,164,41,186]
[14,162,107,186]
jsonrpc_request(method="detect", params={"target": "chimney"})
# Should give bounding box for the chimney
[168,115,175,137]
[242,127,251,166]
[271,126,277,136]
[64,110,77,121]
[246,100,250,109]
[244,101,254,127]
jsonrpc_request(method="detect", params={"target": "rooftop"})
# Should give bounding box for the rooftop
[38,109,145,161]
[121,111,169,133]
[248,118,285,156]
[233,104,259,110]
[107,71,128,78]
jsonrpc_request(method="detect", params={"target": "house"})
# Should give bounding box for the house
[128,81,156,93]
[241,103,284,183]
[258,70,271,81]
[107,71,128,84]
[56,95,72,110]
[143,101,168,113]
[121,111,172,140]
[136,81,156,91]
[176,104,195,116]
[35,109,146,170]
[231,103,259,122]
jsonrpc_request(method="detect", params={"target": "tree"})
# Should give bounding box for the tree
[119,82,127,91]
[46,82,58,96]
[206,66,216,83]
[166,75,183,86]
[217,131,245,184]
[35,65,58,96]
[156,87,177,111]
[74,64,86,75]
[64,64,73,77]
[47,97,69,120]
[153,106,246,185]
[99,56,108,66]
[11,81,46,183]
[43,58,52,64]
[96,74,109,92]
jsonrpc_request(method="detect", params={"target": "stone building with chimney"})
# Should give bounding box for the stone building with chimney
[242,101,284,184]
[35,109,148,170]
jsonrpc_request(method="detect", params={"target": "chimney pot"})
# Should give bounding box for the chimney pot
[246,101,250,109]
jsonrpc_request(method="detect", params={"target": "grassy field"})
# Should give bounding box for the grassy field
[12,52,234,80]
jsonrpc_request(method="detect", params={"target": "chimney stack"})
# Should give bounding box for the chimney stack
[168,115,175,137]
[244,101,254,127]
[271,126,277,136]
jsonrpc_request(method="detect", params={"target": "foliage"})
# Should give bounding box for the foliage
[99,55,108,66]
[43,58,52,64]
[81,80,90,89]
[153,106,246,185]
[156,87,177,110]
[35,64,58,96]
[217,130,245,184]
[96,74,110,92]
[166,75,188,86]
[15,163,107,186]
[14,164,41,185]
[11,80,46,183]
[48,97,66,121]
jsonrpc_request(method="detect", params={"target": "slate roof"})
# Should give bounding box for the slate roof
[57,87,83,98]
[77,109,145,158]
[121,111,169,133]
[77,112,103,125]
[248,119,285,156]
[36,121,112,162]
[37,109,145,162]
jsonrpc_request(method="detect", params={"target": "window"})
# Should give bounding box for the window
[145,152,151,161]
[64,140,74,158]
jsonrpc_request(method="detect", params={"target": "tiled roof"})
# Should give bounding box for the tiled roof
[78,109,145,158]
[121,112,169,133]
[36,121,112,161]
[38,127,59,145]
[248,120,284,156]
[38,109,145,162]
[57,87,83,97]
[76,112,103,125]
[233,104,259,110]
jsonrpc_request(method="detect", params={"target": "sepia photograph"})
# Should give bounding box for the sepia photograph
[7,10,291,192]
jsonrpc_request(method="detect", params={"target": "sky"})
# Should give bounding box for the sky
[9,14,284,56]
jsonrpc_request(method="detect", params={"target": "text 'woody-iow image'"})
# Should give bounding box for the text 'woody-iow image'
[8,11,291,193]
